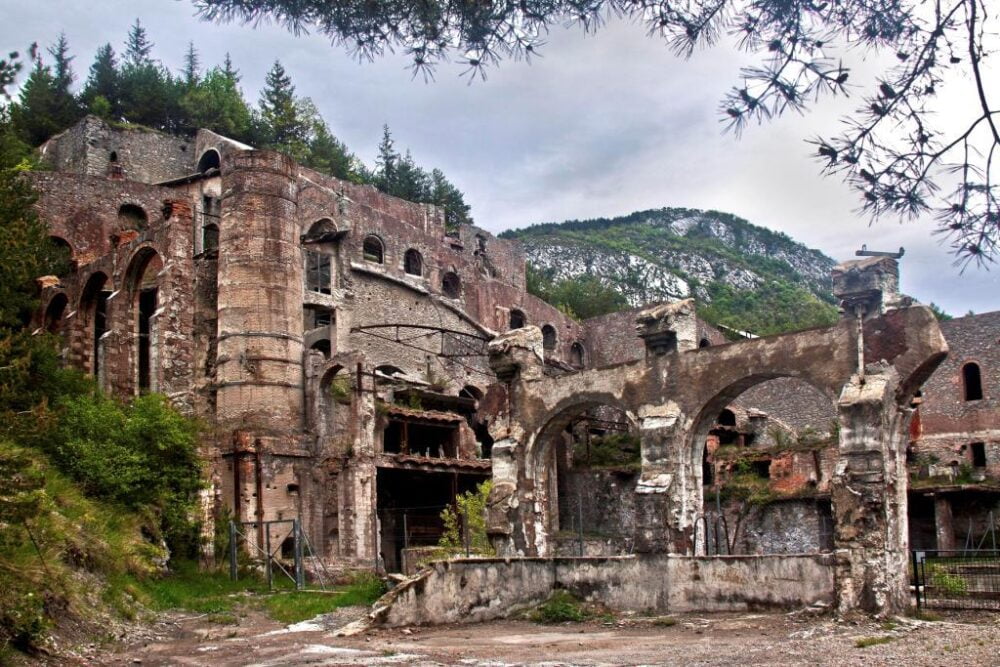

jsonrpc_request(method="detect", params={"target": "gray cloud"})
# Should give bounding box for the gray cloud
[2,0,996,314]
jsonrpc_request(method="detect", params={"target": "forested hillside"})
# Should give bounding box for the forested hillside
[503,208,840,336]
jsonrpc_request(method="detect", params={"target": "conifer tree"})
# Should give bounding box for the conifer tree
[181,42,200,88]
[11,57,61,146]
[374,124,398,193]
[429,168,473,229]
[46,34,82,129]
[81,44,120,119]
[119,19,177,131]
[257,60,310,159]
[304,118,355,181]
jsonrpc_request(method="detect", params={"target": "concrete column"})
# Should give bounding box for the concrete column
[485,327,544,556]
[634,402,692,553]
[933,495,957,554]
[831,370,911,616]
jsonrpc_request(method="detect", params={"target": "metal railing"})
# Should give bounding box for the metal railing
[912,549,1000,610]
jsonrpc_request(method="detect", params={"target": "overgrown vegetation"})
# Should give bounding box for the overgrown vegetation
[4,25,473,227]
[0,93,205,655]
[437,481,495,557]
[572,432,641,470]
[261,574,386,624]
[529,590,591,623]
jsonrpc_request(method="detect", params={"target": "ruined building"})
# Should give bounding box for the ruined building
[30,116,996,615]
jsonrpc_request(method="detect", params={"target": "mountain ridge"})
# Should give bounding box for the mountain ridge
[501,206,840,336]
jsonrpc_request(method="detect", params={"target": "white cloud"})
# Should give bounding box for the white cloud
[3,0,996,314]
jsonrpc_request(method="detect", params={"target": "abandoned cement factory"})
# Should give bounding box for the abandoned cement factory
[32,116,1000,621]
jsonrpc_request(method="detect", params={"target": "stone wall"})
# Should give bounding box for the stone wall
[374,554,835,626]
[39,116,194,184]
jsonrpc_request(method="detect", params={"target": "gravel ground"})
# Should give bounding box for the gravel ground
[73,607,1000,666]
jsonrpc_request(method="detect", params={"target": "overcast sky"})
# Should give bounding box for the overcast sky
[3,0,997,315]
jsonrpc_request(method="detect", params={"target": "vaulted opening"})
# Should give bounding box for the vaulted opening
[963,362,983,401]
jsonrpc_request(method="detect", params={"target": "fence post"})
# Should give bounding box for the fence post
[577,486,584,557]
[264,522,273,591]
[911,550,921,610]
[463,507,470,557]
[228,520,238,581]
[293,518,305,590]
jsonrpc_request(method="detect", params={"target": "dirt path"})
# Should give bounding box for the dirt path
[84,608,1000,666]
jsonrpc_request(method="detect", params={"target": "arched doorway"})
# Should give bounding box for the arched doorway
[124,248,163,393]
[79,272,111,377]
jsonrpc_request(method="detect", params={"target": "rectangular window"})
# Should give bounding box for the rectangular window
[972,442,987,468]
[305,251,331,294]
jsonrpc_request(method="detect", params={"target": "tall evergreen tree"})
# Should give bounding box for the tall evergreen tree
[46,34,83,130]
[179,65,253,141]
[429,168,473,229]
[119,19,177,131]
[392,150,430,202]
[303,118,355,181]
[81,44,120,119]
[11,56,61,146]
[257,60,310,159]
[181,42,200,88]
[374,124,398,193]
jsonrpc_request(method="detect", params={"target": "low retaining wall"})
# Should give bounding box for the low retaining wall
[372,553,835,627]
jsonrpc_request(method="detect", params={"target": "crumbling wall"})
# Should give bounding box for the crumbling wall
[374,554,835,627]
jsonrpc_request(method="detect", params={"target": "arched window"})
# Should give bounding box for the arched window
[309,339,331,358]
[541,324,557,351]
[699,338,711,348]
[43,294,68,333]
[509,309,526,329]
[963,362,984,401]
[48,236,73,276]
[80,272,111,377]
[442,271,461,298]
[305,218,337,242]
[109,151,118,163]
[404,249,423,276]
[118,203,148,230]
[362,235,384,263]
[570,342,585,369]
[197,149,221,173]
[717,409,737,427]
[125,249,163,392]
[459,385,483,401]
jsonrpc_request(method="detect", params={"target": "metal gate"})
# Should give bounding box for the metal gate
[912,549,1000,610]
[227,519,333,590]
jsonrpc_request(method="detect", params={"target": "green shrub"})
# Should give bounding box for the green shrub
[50,392,203,559]
[929,565,968,595]
[572,432,641,469]
[530,590,590,623]
[438,481,495,557]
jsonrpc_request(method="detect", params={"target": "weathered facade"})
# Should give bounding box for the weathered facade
[33,116,978,617]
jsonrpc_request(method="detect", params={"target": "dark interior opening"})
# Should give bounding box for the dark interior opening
[542,325,557,351]
[718,409,737,427]
[442,272,461,298]
[972,442,987,468]
[702,446,713,486]
[404,249,422,276]
[363,236,384,263]
[383,417,458,457]
[509,309,525,329]
[963,363,984,401]
[93,289,110,377]
[203,224,219,253]
[750,459,771,478]
[376,467,485,572]
[138,287,157,391]
[699,338,711,348]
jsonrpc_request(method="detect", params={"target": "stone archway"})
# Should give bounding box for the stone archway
[485,258,948,615]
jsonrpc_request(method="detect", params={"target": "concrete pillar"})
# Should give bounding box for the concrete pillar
[485,327,544,556]
[634,402,692,553]
[831,370,911,616]
[933,494,957,554]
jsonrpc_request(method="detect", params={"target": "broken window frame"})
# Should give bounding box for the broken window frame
[305,250,332,295]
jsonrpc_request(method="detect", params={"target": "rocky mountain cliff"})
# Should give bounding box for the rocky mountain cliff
[501,207,840,336]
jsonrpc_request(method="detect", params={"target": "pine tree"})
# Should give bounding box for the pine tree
[11,56,61,146]
[257,60,310,159]
[124,19,153,67]
[374,124,398,193]
[81,44,120,119]
[179,65,253,141]
[181,42,200,88]
[304,118,355,180]
[429,168,473,229]
[392,150,430,201]
[46,34,83,130]
[119,20,177,131]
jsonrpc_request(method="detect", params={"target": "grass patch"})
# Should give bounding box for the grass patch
[855,635,895,648]
[259,573,387,624]
[880,620,898,631]
[128,561,269,614]
[908,609,942,622]
[529,590,590,623]
[653,616,677,627]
